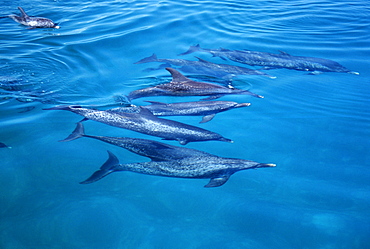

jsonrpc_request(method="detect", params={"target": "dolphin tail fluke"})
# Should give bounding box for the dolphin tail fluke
[59,122,85,142]
[17,7,28,17]
[80,151,120,184]
[134,53,158,64]
[178,44,201,56]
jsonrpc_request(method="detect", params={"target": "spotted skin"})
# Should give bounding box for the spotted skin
[179,44,359,75]
[2,7,59,29]
[108,100,251,123]
[128,68,263,100]
[45,105,232,145]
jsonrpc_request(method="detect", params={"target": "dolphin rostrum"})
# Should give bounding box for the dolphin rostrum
[179,44,359,75]
[44,105,232,145]
[0,7,60,29]
[128,67,263,100]
[134,54,275,79]
[63,123,276,187]
[108,100,251,123]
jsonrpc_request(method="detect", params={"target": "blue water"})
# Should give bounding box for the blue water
[1,0,369,248]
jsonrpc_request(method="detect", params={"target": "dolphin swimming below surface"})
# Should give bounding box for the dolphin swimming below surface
[64,123,276,187]
[128,67,263,100]
[44,105,232,145]
[134,54,275,79]
[179,44,359,75]
[0,7,60,29]
[61,122,215,161]
[108,100,251,123]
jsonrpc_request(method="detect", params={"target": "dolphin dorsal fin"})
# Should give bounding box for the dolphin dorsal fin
[165,67,190,83]
[18,7,28,17]
[138,106,155,116]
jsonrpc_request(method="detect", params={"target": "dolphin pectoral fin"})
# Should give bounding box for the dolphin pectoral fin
[163,138,188,145]
[80,151,120,184]
[204,175,230,188]
[59,122,85,142]
[177,139,188,145]
[200,114,216,123]
[307,71,323,75]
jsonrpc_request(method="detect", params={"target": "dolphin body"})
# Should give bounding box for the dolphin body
[62,123,275,187]
[108,100,251,123]
[179,44,359,75]
[1,7,60,29]
[128,67,263,100]
[134,54,275,79]
[44,105,232,145]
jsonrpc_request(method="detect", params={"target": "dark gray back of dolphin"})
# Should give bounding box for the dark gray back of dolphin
[44,105,233,145]
[108,100,251,123]
[128,67,263,100]
[60,122,214,161]
[134,53,274,79]
[79,150,276,187]
[179,45,359,74]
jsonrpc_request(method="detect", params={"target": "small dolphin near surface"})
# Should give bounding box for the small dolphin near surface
[128,67,263,100]
[63,123,275,187]
[134,54,275,79]
[44,105,232,145]
[108,100,251,123]
[179,44,359,75]
[0,7,60,29]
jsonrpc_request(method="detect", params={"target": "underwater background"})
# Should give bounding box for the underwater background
[1,0,369,248]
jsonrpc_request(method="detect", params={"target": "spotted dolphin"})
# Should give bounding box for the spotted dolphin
[128,67,263,100]
[65,124,276,187]
[1,7,60,29]
[108,100,251,123]
[134,54,275,79]
[61,122,215,161]
[179,44,359,75]
[44,105,232,145]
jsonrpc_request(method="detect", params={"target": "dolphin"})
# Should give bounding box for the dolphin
[64,124,276,187]
[44,105,232,145]
[0,7,60,29]
[128,67,263,100]
[61,122,215,161]
[134,54,275,79]
[179,44,359,75]
[108,100,251,123]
